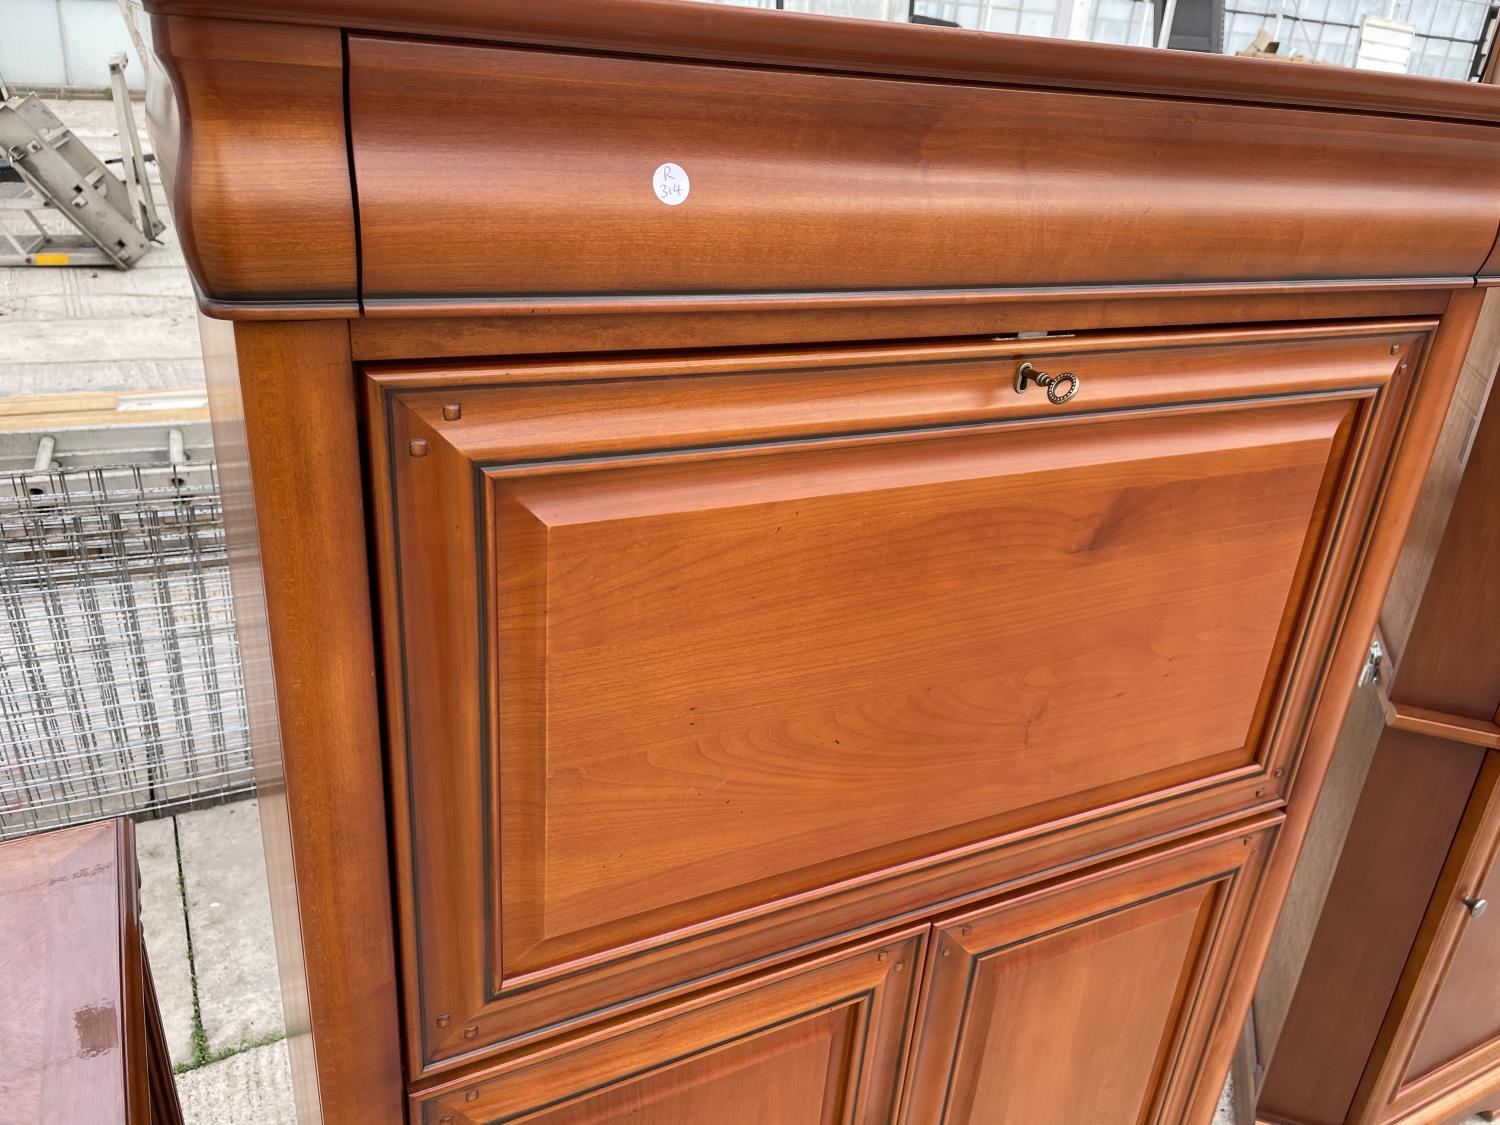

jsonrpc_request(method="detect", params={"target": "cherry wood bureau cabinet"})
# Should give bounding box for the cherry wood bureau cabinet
[1258,378,1500,1125]
[139,2,1500,1122]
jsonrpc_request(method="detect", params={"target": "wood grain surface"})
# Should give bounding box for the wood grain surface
[1351,751,1500,1123]
[1247,679,1388,1094]
[1246,294,1500,1125]
[1393,380,1500,721]
[901,821,1278,1124]
[0,821,155,1125]
[348,37,1500,305]
[371,321,1413,1076]
[1375,290,1500,669]
[144,2,1500,318]
[486,405,1331,969]
[1218,288,1485,1125]
[141,0,1500,124]
[411,928,925,1125]
[1261,335,1500,1125]
[1403,755,1500,1086]
[137,4,1500,1117]
[1167,288,1486,1124]
[377,322,1424,452]
[147,16,355,308]
[347,289,1454,361]
[1257,730,1485,1125]
[205,322,404,1122]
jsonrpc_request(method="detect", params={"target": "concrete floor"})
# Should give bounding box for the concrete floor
[0,97,203,398]
[8,97,1494,1125]
[136,802,293,1123]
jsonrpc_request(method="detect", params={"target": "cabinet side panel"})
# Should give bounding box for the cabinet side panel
[207,319,404,1123]
[1379,290,1500,661]
[1393,380,1500,720]
[1249,679,1386,1075]
[1178,287,1487,1123]
[1247,293,1500,1116]
[199,314,319,1124]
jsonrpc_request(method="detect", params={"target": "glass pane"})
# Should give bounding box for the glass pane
[679,0,1493,81]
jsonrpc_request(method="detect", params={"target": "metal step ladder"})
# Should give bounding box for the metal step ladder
[0,54,164,269]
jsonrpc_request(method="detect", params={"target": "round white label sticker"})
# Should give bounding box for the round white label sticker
[652,162,690,206]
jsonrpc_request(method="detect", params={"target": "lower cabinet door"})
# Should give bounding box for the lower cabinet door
[901,821,1278,1125]
[1349,749,1500,1124]
[411,927,926,1124]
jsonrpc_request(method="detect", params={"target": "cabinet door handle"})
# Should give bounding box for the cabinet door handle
[1463,896,1488,919]
[1014,362,1080,405]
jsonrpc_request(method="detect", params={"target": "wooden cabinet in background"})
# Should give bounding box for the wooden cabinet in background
[1398,757,1500,1109]
[1259,379,1500,1125]
[140,1,1500,1120]
[0,820,183,1125]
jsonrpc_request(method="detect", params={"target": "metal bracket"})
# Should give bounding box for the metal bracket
[1358,638,1385,688]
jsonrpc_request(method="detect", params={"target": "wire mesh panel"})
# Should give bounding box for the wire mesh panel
[0,458,253,839]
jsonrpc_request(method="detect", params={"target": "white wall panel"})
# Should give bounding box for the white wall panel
[1,0,146,91]
[0,0,70,90]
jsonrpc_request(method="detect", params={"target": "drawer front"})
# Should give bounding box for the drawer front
[370,324,1421,1074]
[489,406,1310,967]
[347,35,1500,305]
[410,928,925,1125]
[901,819,1278,1124]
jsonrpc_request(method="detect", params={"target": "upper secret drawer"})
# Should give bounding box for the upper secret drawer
[347,35,1500,304]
